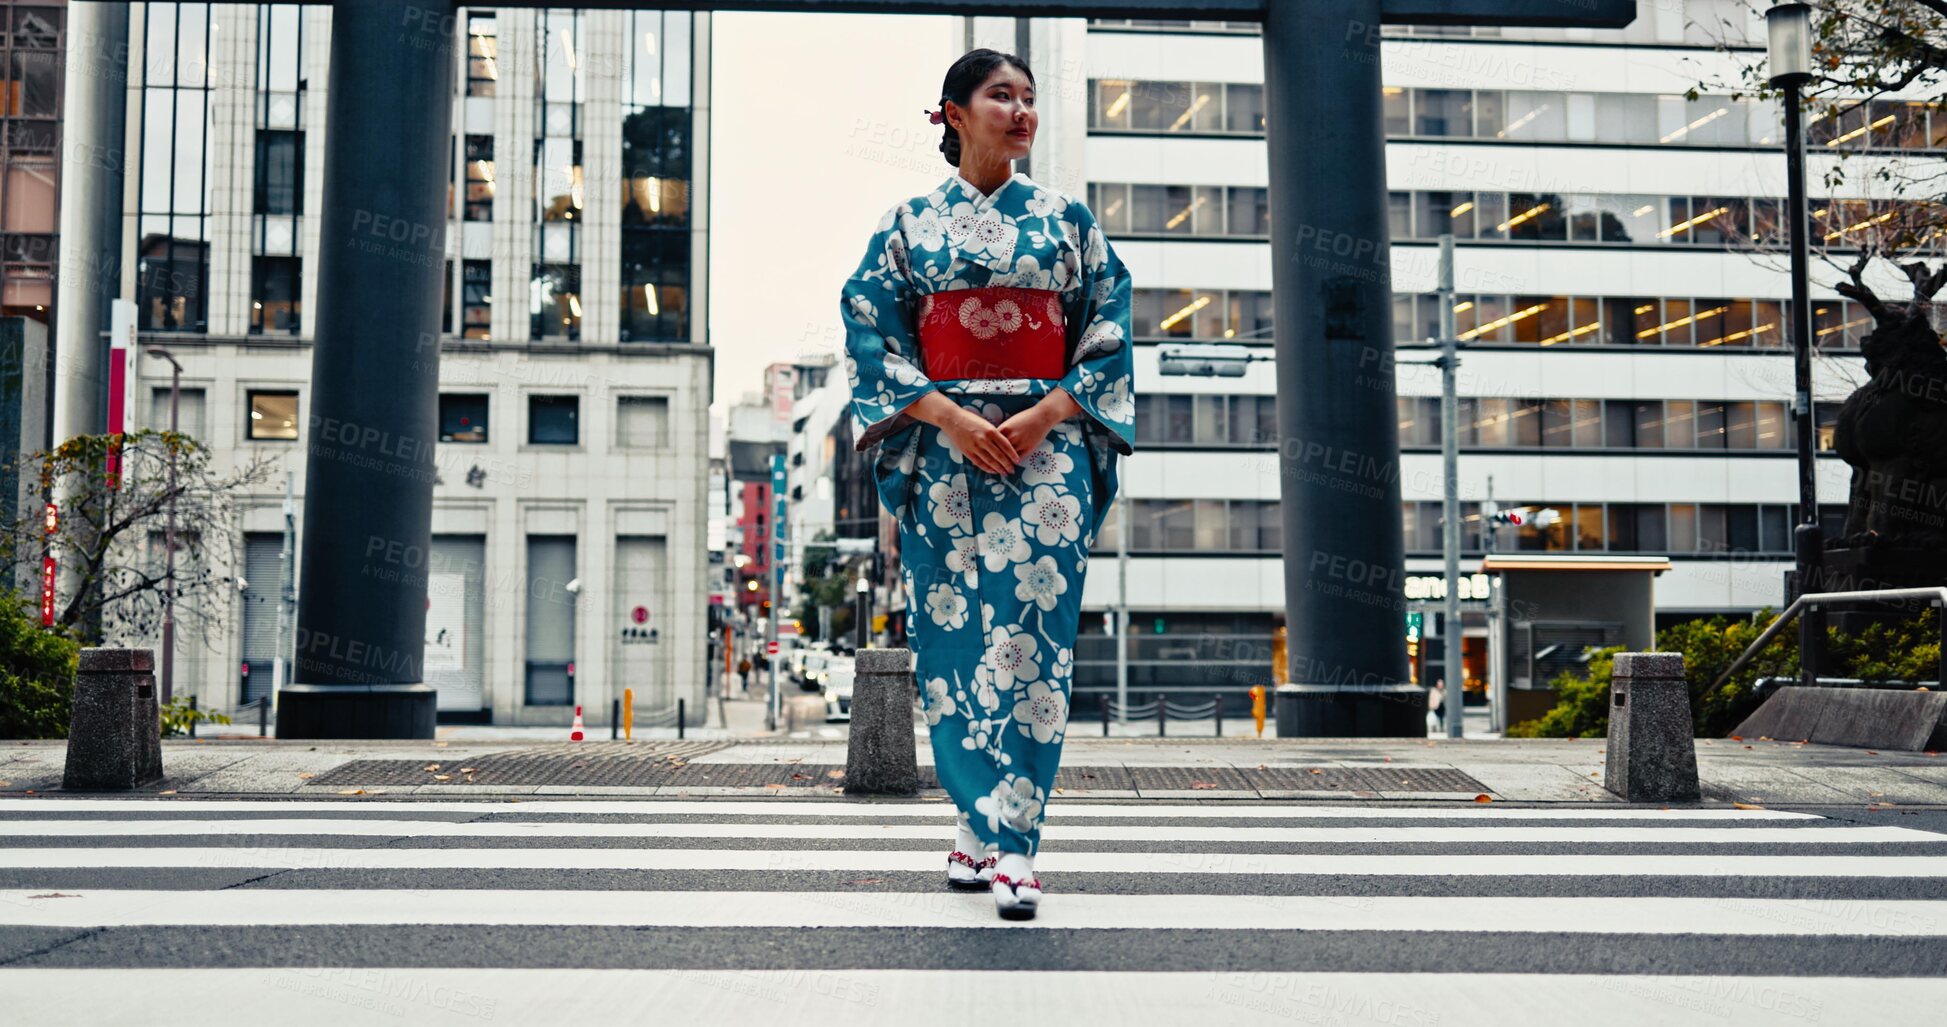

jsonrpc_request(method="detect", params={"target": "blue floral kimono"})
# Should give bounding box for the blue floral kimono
[841,170,1135,856]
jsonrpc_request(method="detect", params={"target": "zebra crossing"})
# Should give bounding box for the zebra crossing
[0,796,1943,1025]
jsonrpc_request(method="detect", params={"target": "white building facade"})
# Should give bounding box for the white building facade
[997,4,1936,692]
[114,3,714,725]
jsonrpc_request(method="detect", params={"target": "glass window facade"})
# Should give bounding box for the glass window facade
[0,1,60,318]
[1090,79,1945,154]
[137,2,214,332]
[1100,180,1938,256]
[531,8,584,341]
[620,9,693,342]
[1090,499,1844,557]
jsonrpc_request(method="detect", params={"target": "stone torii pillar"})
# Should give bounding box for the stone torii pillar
[1261,0,1634,735]
[279,0,455,738]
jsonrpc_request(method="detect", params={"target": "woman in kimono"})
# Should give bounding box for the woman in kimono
[839,48,1135,920]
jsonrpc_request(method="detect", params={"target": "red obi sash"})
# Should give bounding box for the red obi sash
[918,286,1067,380]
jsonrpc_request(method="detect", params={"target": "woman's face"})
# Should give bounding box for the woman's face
[948,64,1036,162]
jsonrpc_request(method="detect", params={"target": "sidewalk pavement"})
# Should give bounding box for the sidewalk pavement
[3,726,1941,805]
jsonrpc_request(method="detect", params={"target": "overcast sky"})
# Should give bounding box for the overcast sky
[708,12,962,414]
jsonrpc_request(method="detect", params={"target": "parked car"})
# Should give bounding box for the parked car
[822,657,856,721]
[798,649,833,692]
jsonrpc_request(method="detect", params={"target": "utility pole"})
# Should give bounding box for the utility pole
[1437,234,1465,739]
[272,471,295,706]
[1116,505,1129,725]
[1396,236,1467,737]
[144,347,183,705]
[768,454,786,731]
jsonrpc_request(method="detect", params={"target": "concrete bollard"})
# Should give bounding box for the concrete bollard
[844,647,919,795]
[1604,652,1700,803]
[62,647,164,791]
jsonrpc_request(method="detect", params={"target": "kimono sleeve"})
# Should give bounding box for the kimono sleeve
[1056,206,1136,456]
[841,203,939,453]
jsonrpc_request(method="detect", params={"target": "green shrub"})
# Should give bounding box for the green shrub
[0,589,82,739]
[1507,607,1940,739]
[160,696,231,738]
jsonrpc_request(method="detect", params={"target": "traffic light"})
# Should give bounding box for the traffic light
[1405,611,1422,642]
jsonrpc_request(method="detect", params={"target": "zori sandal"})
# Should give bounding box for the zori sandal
[946,850,997,888]
[991,872,1043,920]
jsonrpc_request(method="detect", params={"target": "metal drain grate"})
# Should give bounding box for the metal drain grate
[306,752,1485,795]
[308,742,734,788]
[1243,766,1488,793]
[1127,767,1254,792]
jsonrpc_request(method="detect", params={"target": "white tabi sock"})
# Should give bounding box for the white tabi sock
[954,821,983,857]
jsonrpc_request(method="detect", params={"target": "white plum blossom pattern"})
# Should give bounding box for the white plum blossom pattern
[1022,484,1083,547]
[976,511,1031,573]
[975,774,1047,836]
[984,624,1042,692]
[1025,188,1069,220]
[1019,440,1074,485]
[843,170,1134,859]
[926,582,968,630]
[943,534,980,588]
[1098,377,1135,425]
[922,676,958,726]
[1012,680,1067,744]
[928,473,972,531]
[1014,555,1067,612]
[908,205,947,252]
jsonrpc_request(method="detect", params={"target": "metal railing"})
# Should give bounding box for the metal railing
[612,698,690,739]
[1089,690,1233,737]
[186,696,272,737]
[1709,586,1947,693]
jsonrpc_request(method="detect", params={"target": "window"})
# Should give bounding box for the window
[1228,186,1270,236]
[149,385,207,441]
[1627,401,1662,449]
[531,263,581,341]
[616,395,670,449]
[528,394,579,445]
[247,389,300,441]
[466,13,497,97]
[1382,87,1409,135]
[462,260,491,340]
[440,394,489,443]
[1224,83,1264,132]
[524,534,576,705]
[1573,503,1605,550]
[253,130,301,216]
[1414,89,1470,136]
[1400,396,1438,446]
[463,135,493,221]
[250,256,299,334]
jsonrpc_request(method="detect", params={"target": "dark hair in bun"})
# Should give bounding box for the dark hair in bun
[938,48,1034,168]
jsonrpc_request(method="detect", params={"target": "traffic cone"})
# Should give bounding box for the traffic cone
[570,705,586,742]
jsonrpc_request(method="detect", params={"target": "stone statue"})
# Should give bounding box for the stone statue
[1831,260,1947,550]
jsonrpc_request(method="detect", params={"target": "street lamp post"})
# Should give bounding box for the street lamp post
[1768,2,1826,685]
[855,568,870,651]
[144,346,183,706]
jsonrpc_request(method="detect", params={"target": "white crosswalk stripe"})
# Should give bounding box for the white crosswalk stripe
[0,796,1942,1026]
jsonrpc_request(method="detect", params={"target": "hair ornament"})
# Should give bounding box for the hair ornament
[926,107,944,125]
